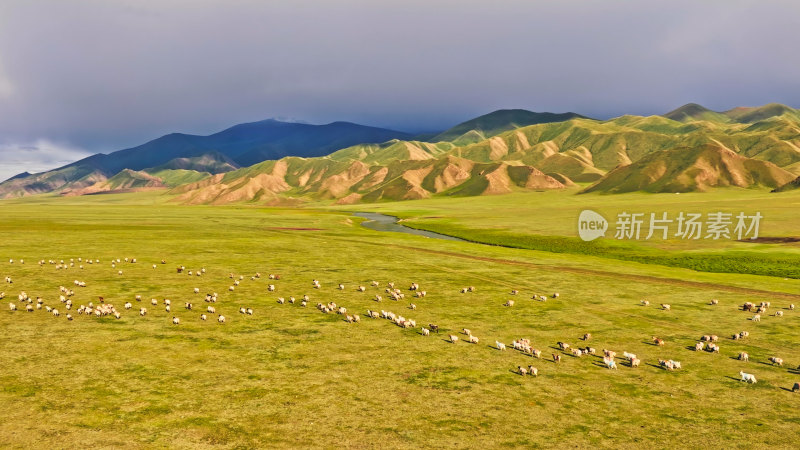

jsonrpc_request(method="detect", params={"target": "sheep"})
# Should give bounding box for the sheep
[694,342,704,352]
[571,348,583,357]
[532,349,542,359]
[641,300,649,306]
[229,286,235,292]
[710,335,718,342]
[503,300,515,307]
[276,298,285,305]
[496,341,506,351]
[429,324,439,333]
[552,354,561,363]
[374,295,382,302]
[582,333,592,341]
[661,304,670,311]
[418,327,430,337]
[218,315,226,323]
[739,352,749,361]
[510,290,518,295]
[603,357,617,369]
[775,311,784,317]
[623,352,637,360]
[671,361,682,370]
[630,358,641,368]
[268,284,275,292]
[652,337,665,346]
[114,312,121,319]
[172,316,180,325]
[558,342,570,351]
[740,371,757,383]
[52,309,60,317]
[66,314,73,321]
[165,305,171,313]
[193,288,200,294]
[526,366,539,377]
[207,306,216,313]
[603,349,617,359]
[584,347,596,356]
[468,286,475,292]
[769,357,784,366]
[793,382,800,392]
[462,328,471,336]
[518,366,528,376]
[468,335,479,344]
[790,304,795,311]
[408,303,417,311]
[752,314,761,322]
[553,293,559,298]
[460,288,468,294]
[247,308,253,315]
[710,299,718,305]
[448,334,459,343]
[659,359,675,370]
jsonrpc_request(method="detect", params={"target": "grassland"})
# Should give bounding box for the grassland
[1,192,799,448]
[338,188,800,279]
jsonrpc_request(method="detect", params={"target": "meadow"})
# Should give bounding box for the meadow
[1,191,799,448]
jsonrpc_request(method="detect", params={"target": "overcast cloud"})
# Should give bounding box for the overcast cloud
[0,0,799,181]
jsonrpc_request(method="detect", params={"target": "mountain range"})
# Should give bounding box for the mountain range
[2,104,800,203]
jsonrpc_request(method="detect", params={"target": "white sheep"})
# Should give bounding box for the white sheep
[752,314,761,322]
[740,371,757,383]
[496,341,506,351]
[421,328,430,336]
[140,308,147,316]
[218,315,226,323]
[449,334,459,343]
[200,314,207,320]
[172,317,180,325]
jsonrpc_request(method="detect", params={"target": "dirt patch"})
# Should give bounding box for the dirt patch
[739,237,800,244]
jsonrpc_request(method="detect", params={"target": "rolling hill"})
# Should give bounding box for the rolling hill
[431,109,587,145]
[3,103,800,203]
[0,120,412,198]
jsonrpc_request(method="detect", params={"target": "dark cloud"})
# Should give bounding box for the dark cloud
[0,0,798,176]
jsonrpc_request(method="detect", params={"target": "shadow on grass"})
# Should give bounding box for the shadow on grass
[724,376,742,382]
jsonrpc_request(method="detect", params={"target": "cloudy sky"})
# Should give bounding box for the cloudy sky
[0,0,799,181]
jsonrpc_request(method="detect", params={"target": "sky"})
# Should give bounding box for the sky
[0,0,799,181]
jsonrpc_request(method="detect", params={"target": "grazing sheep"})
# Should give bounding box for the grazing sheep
[775,311,784,317]
[165,305,171,313]
[510,290,518,295]
[268,284,275,292]
[462,328,471,336]
[409,303,416,310]
[25,303,33,312]
[207,306,216,313]
[66,314,73,321]
[630,358,641,368]
[503,300,515,307]
[652,337,665,346]
[603,357,618,369]
[739,352,749,361]
[218,315,226,323]
[421,328,430,336]
[769,357,784,366]
[552,354,561,363]
[200,314,208,320]
[496,341,506,351]
[528,366,539,376]
[468,335,479,344]
[710,299,718,305]
[172,316,180,325]
[695,342,704,351]
[52,309,60,317]
[114,312,121,319]
[792,382,800,392]
[558,342,570,351]
[357,286,366,292]
[449,335,459,344]
[553,293,559,298]
[518,366,528,376]
[790,304,795,310]
[661,304,670,311]
[603,349,617,359]
[659,359,675,370]
[247,308,253,315]
[752,314,761,322]
[532,349,542,359]
[571,348,583,357]
[277,298,285,305]
[429,324,439,333]
[582,333,591,341]
[641,300,649,306]
[740,371,757,383]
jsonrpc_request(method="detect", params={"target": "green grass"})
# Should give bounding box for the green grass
[0,193,799,447]
[337,188,800,278]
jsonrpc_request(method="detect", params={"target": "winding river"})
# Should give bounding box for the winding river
[353,212,465,242]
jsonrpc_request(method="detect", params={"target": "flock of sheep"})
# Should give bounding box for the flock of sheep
[3,256,800,393]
